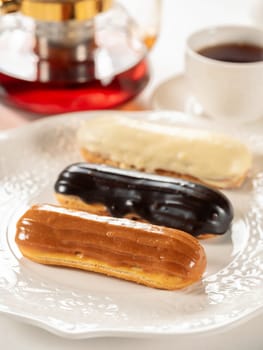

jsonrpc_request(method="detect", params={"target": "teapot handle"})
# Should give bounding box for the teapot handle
[116,0,161,50]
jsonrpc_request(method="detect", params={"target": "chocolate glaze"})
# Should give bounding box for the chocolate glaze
[54,163,234,236]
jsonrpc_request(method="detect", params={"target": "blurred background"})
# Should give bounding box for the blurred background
[0,0,262,128]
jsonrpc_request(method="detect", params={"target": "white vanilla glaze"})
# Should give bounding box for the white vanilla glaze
[77,115,252,187]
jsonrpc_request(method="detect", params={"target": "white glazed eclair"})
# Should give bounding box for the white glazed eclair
[77,115,252,189]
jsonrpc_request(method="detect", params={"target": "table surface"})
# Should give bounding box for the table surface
[1,0,263,348]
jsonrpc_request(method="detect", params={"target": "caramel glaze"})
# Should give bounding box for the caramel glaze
[15,204,207,289]
[54,163,233,237]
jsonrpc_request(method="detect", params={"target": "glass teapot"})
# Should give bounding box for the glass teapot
[0,0,160,114]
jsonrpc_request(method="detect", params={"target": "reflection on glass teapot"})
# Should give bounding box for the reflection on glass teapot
[0,0,160,114]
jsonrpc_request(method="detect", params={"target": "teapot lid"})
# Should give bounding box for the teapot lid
[0,0,113,21]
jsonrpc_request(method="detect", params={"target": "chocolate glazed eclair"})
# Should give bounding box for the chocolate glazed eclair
[54,163,234,237]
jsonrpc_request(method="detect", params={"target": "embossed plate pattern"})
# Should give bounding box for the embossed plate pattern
[0,111,263,339]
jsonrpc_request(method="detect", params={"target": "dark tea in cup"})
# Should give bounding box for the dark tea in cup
[198,43,263,63]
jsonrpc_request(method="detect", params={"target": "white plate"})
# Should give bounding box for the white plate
[1,110,263,339]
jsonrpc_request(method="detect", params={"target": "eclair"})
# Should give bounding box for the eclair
[77,115,252,189]
[15,204,207,290]
[54,163,233,237]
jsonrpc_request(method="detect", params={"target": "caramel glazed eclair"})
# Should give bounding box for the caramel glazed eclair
[77,115,252,189]
[54,163,234,238]
[15,204,207,290]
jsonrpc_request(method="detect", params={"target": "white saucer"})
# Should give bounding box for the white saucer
[151,73,263,132]
[151,73,206,117]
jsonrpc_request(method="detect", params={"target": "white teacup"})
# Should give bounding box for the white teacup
[185,25,263,123]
